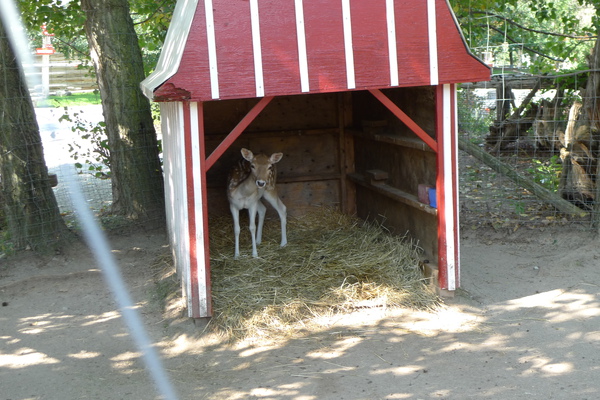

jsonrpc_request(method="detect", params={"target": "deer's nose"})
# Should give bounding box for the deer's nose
[256,180,266,188]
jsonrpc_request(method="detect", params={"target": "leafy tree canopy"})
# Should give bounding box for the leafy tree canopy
[16,0,600,80]
[452,0,599,74]
[17,0,176,73]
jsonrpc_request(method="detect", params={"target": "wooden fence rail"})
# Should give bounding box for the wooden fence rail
[25,53,98,95]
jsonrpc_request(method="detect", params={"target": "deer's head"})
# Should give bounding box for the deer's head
[241,148,282,190]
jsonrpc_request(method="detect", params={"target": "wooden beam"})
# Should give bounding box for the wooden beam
[205,96,274,170]
[459,137,588,217]
[347,172,437,216]
[368,89,437,151]
[348,129,435,152]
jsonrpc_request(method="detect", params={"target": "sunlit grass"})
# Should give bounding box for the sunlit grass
[38,91,101,107]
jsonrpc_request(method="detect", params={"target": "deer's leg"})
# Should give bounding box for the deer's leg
[230,205,241,258]
[248,203,259,258]
[263,191,287,247]
[256,200,266,245]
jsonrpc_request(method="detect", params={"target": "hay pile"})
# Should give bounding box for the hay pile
[208,208,440,340]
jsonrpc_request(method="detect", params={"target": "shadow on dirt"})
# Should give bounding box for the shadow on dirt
[2,227,599,399]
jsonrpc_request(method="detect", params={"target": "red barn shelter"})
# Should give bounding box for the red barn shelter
[142,0,490,318]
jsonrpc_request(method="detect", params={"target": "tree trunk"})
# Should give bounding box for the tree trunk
[585,38,600,228]
[0,19,69,251]
[559,36,600,221]
[534,87,565,151]
[81,0,165,224]
[487,81,540,152]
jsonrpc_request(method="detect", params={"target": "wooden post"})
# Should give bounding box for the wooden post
[435,84,460,292]
[339,92,356,215]
[459,137,588,218]
[183,102,212,318]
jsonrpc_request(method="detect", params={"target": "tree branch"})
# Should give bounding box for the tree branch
[132,0,172,26]
[52,37,90,59]
[478,24,565,62]
[468,11,597,40]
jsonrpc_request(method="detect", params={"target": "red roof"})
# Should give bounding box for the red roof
[142,0,490,102]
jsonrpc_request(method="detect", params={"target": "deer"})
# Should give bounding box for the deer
[227,148,287,258]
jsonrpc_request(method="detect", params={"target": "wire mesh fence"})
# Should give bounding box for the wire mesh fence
[0,46,162,253]
[458,72,598,233]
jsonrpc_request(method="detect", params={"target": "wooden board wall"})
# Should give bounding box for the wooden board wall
[350,87,439,261]
[204,93,344,218]
[201,87,439,262]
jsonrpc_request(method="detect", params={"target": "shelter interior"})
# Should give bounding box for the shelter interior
[204,86,439,264]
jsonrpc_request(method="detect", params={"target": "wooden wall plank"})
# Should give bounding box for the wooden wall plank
[303,0,347,92]
[258,0,302,96]
[351,0,390,89]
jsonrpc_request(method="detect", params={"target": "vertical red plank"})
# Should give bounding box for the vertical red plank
[197,102,212,316]
[258,0,302,96]
[303,0,347,92]
[212,0,256,99]
[449,84,460,288]
[435,85,448,289]
[183,102,200,317]
[435,0,490,84]
[435,83,460,291]
[350,0,390,89]
[395,0,430,86]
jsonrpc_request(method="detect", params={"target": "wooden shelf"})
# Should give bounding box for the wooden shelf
[206,127,340,140]
[347,129,434,152]
[347,172,437,216]
[207,173,340,189]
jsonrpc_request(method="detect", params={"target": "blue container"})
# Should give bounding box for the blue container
[428,188,437,208]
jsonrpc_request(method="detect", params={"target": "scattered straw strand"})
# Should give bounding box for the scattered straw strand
[206,207,440,340]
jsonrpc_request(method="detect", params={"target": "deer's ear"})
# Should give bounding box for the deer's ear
[270,152,283,164]
[241,148,254,161]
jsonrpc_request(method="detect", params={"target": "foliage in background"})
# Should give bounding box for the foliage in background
[452,0,598,74]
[59,108,111,179]
[457,88,495,144]
[527,156,562,192]
[18,0,176,76]
[37,91,102,107]
[16,0,172,183]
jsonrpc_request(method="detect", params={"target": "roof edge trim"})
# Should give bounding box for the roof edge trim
[444,0,490,74]
[140,0,199,100]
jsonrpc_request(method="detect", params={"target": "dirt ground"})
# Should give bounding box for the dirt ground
[1,217,599,400]
[6,103,596,399]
